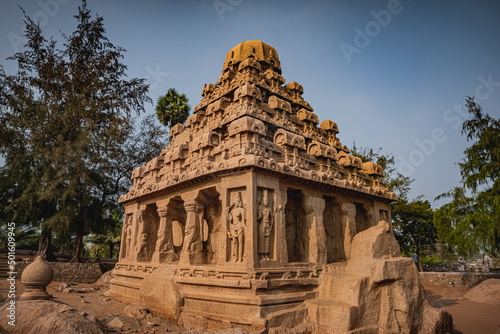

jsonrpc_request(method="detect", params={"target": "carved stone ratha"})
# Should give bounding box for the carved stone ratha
[110,40,451,333]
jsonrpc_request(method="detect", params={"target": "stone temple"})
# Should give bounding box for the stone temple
[111,41,451,333]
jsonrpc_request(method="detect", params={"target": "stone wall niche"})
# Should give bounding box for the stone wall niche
[354,202,371,234]
[179,198,203,265]
[152,197,186,264]
[226,188,247,263]
[120,213,134,260]
[135,204,160,262]
[323,196,346,263]
[257,187,275,262]
[379,209,389,222]
[285,189,308,263]
[199,187,222,264]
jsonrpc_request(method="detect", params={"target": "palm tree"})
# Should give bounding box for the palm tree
[155,88,191,130]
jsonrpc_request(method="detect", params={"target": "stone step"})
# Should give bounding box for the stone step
[265,306,308,330]
[307,299,358,332]
[316,324,379,334]
[318,272,368,306]
[323,261,348,274]
[347,325,380,334]
[0,263,10,277]
[268,320,315,334]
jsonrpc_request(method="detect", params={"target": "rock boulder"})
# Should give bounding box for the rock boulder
[463,278,500,304]
[0,300,104,334]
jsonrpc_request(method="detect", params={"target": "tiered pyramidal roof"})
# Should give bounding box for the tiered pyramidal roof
[119,40,396,204]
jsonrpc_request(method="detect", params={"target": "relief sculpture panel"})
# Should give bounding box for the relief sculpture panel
[135,205,160,262]
[226,189,246,262]
[120,213,134,260]
[257,188,275,261]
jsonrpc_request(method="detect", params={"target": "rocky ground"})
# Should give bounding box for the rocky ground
[1,274,499,333]
[0,276,254,334]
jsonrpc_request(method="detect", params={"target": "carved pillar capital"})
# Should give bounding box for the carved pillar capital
[157,206,168,217]
[183,201,197,212]
[340,202,356,217]
[303,196,325,214]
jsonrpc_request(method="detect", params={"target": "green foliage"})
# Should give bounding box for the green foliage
[434,97,500,257]
[352,144,436,270]
[392,198,437,271]
[0,1,168,260]
[0,227,39,250]
[155,88,190,129]
[420,255,440,267]
[351,144,413,200]
[85,211,122,258]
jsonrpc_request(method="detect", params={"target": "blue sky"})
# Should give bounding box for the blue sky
[1,0,499,207]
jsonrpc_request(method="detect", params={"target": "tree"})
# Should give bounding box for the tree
[351,144,413,200]
[434,97,500,257]
[85,211,123,258]
[0,1,168,261]
[392,198,437,271]
[352,145,437,270]
[155,88,191,130]
[0,227,39,250]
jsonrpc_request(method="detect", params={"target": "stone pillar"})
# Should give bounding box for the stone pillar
[276,189,288,265]
[129,204,141,259]
[341,203,357,260]
[119,214,128,260]
[152,205,175,263]
[133,209,145,262]
[179,200,204,265]
[303,196,326,264]
[246,173,257,269]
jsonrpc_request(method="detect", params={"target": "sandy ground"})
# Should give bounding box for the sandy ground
[424,285,500,334]
[1,278,499,333]
[0,279,188,333]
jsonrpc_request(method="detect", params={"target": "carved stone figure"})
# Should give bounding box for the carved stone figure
[132,211,145,261]
[136,232,148,257]
[182,202,204,255]
[257,190,273,261]
[380,210,388,222]
[227,192,246,262]
[155,231,164,249]
[152,206,176,263]
[125,217,133,259]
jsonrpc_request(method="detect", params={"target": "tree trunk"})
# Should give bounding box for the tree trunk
[37,229,57,262]
[109,242,114,259]
[70,230,84,263]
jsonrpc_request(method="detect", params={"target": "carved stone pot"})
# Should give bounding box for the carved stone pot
[20,256,54,300]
